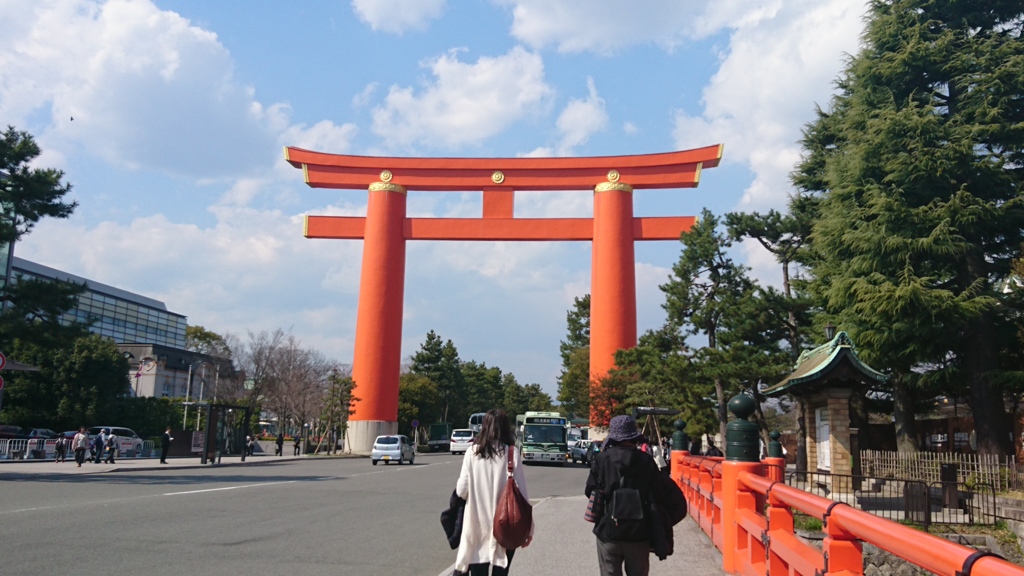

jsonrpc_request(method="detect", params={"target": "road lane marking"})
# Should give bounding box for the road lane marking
[1,505,61,515]
[163,480,296,496]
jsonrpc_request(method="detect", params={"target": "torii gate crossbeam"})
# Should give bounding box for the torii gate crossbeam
[286,145,723,454]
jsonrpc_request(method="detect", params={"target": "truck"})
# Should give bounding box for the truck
[515,412,569,465]
[427,422,453,452]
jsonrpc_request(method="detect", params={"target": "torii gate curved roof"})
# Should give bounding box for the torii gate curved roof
[284,145,723,191]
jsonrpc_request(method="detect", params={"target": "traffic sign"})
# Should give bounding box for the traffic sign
[411,419,419,428]
[0,351,6,370]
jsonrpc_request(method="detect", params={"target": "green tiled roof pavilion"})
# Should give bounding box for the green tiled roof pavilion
[764,331,886,397]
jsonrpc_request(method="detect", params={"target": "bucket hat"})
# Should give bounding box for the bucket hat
[607,415,643,442]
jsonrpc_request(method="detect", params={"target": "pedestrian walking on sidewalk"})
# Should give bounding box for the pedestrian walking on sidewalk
[104,430,118,464]
[73,427,89,467]
[275,432,284,456]
[452,409,532,576]
[54,434,67,463]
[293,434,301,456]
[585,415,661,576]
[93,429,107,463]
[160,427,173,464]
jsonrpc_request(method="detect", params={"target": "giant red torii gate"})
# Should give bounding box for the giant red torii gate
[286,145,723,453]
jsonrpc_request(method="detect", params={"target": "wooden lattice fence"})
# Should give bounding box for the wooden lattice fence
[860,450,1024,492]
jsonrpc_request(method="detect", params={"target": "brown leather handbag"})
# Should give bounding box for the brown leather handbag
[492,446,533,549]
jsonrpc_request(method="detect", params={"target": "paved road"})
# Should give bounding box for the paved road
[0,454,724,576]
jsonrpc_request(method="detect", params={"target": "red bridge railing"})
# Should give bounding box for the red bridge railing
[672,451,1024,576]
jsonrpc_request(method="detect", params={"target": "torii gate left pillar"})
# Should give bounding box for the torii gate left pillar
[286,146,723,453]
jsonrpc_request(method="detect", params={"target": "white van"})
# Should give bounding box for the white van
[468,413,486,433]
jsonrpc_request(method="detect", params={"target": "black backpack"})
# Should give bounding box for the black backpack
[610,476,644,524]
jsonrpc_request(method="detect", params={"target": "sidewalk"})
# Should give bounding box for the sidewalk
[0,453,328,475]
[438,495,726,576]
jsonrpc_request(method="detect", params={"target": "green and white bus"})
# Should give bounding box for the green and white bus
[515,412,569,465]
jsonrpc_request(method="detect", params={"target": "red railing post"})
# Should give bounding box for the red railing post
[822,503,863,575]
[722,460,763,573]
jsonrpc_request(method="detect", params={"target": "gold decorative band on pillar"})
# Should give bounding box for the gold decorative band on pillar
[595,181,633,193]
[368,181,407,194]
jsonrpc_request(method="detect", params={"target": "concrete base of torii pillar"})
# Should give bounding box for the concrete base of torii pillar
[347,420,398,455]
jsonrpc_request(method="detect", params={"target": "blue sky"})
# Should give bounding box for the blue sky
[0,0,866,397]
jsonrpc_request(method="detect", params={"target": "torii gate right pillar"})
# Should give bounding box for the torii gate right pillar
[589,180,637,426]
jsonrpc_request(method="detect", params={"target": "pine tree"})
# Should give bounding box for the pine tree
[556,294,591,418]
[794,0,1024,454]
[726,209,815,471]
[410,331,465,423]
[661,209,757,440]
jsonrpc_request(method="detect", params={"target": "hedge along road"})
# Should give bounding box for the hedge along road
[0,452,593,576]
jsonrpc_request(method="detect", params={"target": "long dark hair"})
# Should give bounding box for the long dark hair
[472,409,515,460]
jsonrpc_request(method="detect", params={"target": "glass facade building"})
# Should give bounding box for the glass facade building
[11,257,187,348]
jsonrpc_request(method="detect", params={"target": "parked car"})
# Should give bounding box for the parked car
[370,435,415,465]
[88,426,145,455]
[0,425,28,439]
[570,439,590,464]
[25,428,58,439]
[450,429,476,455]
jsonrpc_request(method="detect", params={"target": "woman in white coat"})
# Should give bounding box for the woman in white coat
[454,409,533,576]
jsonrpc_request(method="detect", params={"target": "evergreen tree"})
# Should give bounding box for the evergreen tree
[661,209,756,440]
[4,335,130,429]
[793,0,1024,454]
[556,294,591,418]
[726,209,815,471]
[0,127,77,246]
[410,330,465,423]
[397,372,438,436]
[462,360,504,417]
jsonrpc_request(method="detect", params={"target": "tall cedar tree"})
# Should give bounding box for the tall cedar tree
[794,0,1024,453]
[556,294,590,418]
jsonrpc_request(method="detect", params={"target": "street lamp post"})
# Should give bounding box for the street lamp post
[183,362,194,429]
[196,364,207,431]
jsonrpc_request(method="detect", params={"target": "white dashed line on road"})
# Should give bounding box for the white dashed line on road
[163,480,297,496]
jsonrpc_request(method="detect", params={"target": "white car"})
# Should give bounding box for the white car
[570,439,590,464]
[89,426,145,456]
[450,429,476,455]
[371,435,415,465]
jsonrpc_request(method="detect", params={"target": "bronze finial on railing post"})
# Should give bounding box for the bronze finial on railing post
[725,393,759,462]
[672,419,688,452]
[768,430,783,458]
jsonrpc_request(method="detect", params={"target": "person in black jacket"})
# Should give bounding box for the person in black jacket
[160,427,173,464]
[585,415,661,576]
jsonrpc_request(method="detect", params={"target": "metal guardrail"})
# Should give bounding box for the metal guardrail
[0,438,158,459]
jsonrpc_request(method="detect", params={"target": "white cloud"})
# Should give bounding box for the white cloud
[371,46,553,150]
[351,0,447,34]
[352,82,378,108]
[554,77,607,155]
[19,204,365,356]
[673,0,865,210]
[520,78,606,158]
[499,0,780,54]
[623,122,638,135]
[0,0,289,180]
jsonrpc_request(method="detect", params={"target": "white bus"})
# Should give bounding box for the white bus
[515,412,569,465]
